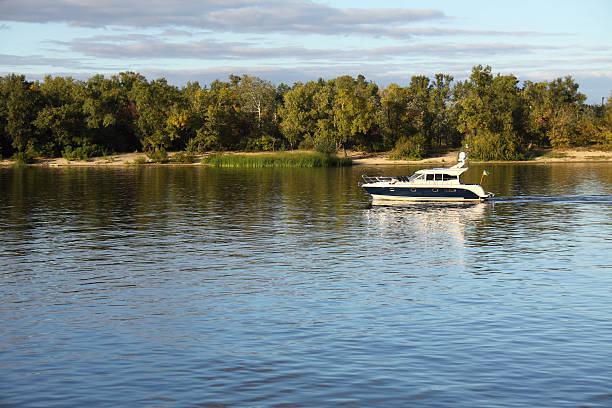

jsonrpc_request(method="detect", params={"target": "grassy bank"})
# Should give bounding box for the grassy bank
[202,152,353,168]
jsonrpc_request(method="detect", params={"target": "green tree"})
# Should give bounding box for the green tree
[312,79,337,153]
[279,81,320,149]
[378,83,409,150]
[130,78,184,151]
[429,74,458,149]
[455,66,525,160]
[81,74,139,152]
[234,75,279,149]
[187,80,248,151]
[331,75,378,155]
[0,74,41,155]
[33,76,88,156]
[404,75,433,157]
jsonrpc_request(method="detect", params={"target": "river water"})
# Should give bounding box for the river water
[1,163,612,407]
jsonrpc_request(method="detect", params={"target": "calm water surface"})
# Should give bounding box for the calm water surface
[1,163,612,407]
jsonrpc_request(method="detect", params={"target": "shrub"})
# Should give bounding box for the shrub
[13,151,35,165]
[62,143,102,161]
[314,137,337,155]
[146,147,169,163]
[244,135,277,151]
[132,156,148,165]
[465,130,524,161]
[391,134,426,160]
[172,151,196,164]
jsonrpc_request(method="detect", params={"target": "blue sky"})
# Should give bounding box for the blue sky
[1,0,611,103]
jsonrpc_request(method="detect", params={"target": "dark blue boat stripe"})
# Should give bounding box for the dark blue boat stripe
[364,186,480,199]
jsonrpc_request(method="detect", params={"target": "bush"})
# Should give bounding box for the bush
[391,134,427,160]
[244,135,277,151]
[62,143,102,161]
[13,151,35,165]
[172,151,196,164]
[314,136,337,155]
[465,130,524,161]
[132,156,148,165]
[146,147,169,163]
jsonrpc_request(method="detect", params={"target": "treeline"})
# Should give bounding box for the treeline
[1,65,611,161]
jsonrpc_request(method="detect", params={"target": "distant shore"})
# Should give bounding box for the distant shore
[2,148,612,167]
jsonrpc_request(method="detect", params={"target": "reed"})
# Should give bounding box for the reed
[202,152,352,168]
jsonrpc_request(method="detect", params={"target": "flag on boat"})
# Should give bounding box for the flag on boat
[482,170,490,176]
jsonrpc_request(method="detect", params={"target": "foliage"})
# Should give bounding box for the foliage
[62,143,103,161]
[131,156,148,165]
[465,129,523,161]
[244,134,277,151]
[13,150,35,165]
[172,151,196,164]
[391,134,427,160]
[146,147,169,163]
[202,152,352,167]
[0,68,609,161]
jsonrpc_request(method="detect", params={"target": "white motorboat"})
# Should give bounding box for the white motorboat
[361,152,495,202]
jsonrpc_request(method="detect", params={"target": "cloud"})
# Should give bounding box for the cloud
[2,0,564,40]
[3,0,553,40]
[1,0,441,31]
[0,53,90,69]
[51,31,560,62]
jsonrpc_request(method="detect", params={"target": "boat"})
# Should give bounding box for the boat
[360,152,495,202]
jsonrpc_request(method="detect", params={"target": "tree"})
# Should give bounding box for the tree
[187,80,248,151]
[0,74,40,154]
[130,78,184,151]
[429,74,458,148]
[234,75,278,149]
[522,76,587,148]
[455,66,524,160]
[378,83,409,149]
[33,76,88,156]
[331,75,378,155]
[279,81,320,149]
[80,74,139,152]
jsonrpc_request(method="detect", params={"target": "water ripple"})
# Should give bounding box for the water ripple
[1,166,612,406]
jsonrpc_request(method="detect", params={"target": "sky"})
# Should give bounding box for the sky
[1,0,611,103]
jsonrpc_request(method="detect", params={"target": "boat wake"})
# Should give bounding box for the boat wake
[367,194,612,209]
[489,195,612,204]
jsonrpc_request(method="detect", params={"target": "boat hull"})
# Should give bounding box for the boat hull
[363,185,489,201]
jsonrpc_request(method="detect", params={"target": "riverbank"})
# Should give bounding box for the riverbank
[349,148,612,165]
[2,148,612,167]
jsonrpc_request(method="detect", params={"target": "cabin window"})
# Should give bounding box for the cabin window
[426,174,434,181]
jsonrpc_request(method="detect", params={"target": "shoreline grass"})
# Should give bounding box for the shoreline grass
[202,152,352,168]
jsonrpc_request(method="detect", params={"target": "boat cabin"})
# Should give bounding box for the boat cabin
[408,167,468,184]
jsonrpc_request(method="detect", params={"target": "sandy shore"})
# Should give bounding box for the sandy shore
[349,149,612,165]
[2,148,612,167]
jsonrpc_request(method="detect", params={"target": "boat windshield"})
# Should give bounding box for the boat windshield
[409,173,424,182]
[409,173,459,182]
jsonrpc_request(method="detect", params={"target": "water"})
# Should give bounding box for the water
[1,164,612,407]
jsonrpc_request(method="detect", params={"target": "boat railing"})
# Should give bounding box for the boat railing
[361,175,398,184]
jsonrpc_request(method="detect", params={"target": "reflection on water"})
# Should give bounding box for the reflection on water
[1,164,612,407]
[366,201,486,246]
